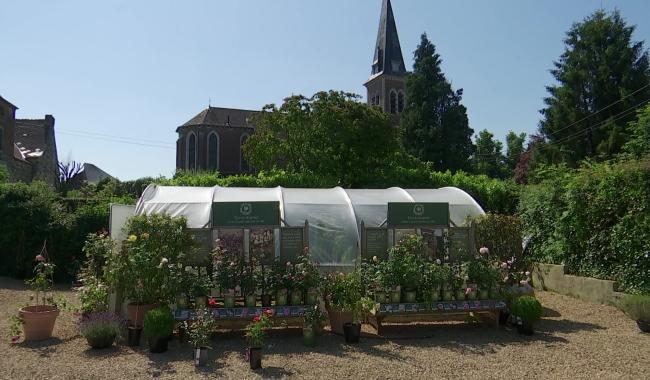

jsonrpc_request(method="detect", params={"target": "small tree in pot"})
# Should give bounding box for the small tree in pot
[510,296,543,335]
[143,307,175,353]
[184,308,216,366]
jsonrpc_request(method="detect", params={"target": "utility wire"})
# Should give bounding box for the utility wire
[57,131,175,150]
[545,82,650,138]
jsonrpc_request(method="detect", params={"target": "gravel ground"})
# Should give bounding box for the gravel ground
[1,277,649,379]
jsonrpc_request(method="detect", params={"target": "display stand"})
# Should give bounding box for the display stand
[367,300,506,335]
[174,305,309,329]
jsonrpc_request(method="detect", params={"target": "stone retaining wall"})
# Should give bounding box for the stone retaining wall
[531,262,626,305]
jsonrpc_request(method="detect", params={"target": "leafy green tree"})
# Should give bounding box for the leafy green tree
[473,129,507,178]
[505,132,527,172]
[623,103,650,157]
[243,91,402,187]
[401,33,474,172]
[539,10,650,165]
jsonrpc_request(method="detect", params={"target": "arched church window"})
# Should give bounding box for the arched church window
[389,91,397,114]
[397,91,405,113]
[207,132,219,171]
[187,132,196,170]
[240,134,250,172]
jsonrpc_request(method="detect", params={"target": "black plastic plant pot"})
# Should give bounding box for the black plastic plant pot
[499,311,510,326]
[517,322,534,336]
[194,347,209,367]
[148,336,169,353]
[248,347,262,369]
[343,322,361,343]
[127,326,142,347]
[261,294,272,307]
[637,320,650,333]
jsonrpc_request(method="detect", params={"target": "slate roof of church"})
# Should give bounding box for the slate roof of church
[370,0,407,77]
[181,107,258,129]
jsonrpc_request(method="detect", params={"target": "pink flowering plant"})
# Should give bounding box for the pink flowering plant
[211,241,242,291]
[245,310,273,348]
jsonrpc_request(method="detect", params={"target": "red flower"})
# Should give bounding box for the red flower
[253,315,261,322]
[10,336,20,344]
[208,298,217,307]
[264,309,274,317]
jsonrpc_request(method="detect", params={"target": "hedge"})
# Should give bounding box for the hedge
[518,158,650,294]
[159,168,520,214]
[0,181,134,281]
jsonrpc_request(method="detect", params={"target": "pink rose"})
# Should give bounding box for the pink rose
[35,254,45,262]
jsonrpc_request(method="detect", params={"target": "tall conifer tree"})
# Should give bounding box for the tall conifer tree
[539,10,650,164]
[401,34,474,172]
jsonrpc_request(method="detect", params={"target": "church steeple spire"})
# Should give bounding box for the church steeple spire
[364,0,407,124]
[371,0,406,76]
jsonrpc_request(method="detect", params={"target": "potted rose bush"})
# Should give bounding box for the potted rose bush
[211,242,240,308]
[323,272,363,335]
[245,310,273,369]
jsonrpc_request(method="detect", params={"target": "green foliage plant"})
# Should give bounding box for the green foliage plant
[143,307,175,338]
[511,296,543,323]
[245,310,273,348]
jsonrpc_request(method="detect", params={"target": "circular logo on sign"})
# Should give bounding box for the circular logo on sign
[413,204,425,216]
[240,203,252,216]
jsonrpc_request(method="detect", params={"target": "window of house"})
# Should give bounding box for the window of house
[187,133,196,170]
[389,91,397,114]
[398,91,405,113]
[240,134,250,172]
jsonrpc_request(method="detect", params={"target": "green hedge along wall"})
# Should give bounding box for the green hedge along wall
[518,158,650,294]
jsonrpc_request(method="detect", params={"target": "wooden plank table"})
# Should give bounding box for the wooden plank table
[368,299,507,335]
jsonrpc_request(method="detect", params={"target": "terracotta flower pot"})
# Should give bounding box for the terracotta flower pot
[127,303,155,328]
[327,308,353,334]
[19,305,59,341]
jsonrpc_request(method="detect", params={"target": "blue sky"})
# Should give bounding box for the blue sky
[2,0,649,180]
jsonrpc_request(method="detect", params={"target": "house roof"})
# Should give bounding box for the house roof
[0,94,18,110]
[370,0,407,77]
[181,107,258,129]
[80,162,113,184]
[14,119,49,159]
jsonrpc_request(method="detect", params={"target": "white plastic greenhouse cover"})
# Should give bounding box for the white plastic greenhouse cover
[134,185,485,266]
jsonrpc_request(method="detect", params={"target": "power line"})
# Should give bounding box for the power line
[58,131,175,150]
[58,128,172,145]
[539,97,650,151]
[546,82,650,138]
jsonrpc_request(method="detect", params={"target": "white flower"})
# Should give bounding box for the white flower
[435,259,441,265]
[444,256,449,260]
[501,262,508,269]
[525,271,531,276]
[479,247,489,255]
[161,258,169,264]
[372,256,378,262]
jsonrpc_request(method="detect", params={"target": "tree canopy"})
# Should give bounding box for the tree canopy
[538,10,650,165]
[243,91,403,187]
[401,33,474,172]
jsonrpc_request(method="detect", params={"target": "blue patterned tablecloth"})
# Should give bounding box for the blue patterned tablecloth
[175,305,308,321]
[376,300,506,315]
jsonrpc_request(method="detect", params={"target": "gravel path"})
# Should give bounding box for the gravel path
[1,277,649,379]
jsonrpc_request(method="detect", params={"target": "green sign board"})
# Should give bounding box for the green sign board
[212,201,280,228]
[387,202,450,227]
[280,227,304,264]
[186,229,213,265]
[363,228,388,261]
[448,227,473,261]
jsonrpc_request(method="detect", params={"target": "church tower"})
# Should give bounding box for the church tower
[364,0,407,124]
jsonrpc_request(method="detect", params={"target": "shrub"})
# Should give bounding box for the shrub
[143,307,175,338]
[511,296,543,323]
[79,312,124,343]
[472,214,524,266]
[618,295,650,322]
[105,213,193,304]
[183,308,216,348]
[519,158,650,293]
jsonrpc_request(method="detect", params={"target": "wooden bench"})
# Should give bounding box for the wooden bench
[368,299,507,335]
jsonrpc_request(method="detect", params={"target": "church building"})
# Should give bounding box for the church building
[175,0,407,174]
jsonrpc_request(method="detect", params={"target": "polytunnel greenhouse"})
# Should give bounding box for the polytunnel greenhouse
[134,185,485,267]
